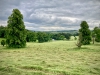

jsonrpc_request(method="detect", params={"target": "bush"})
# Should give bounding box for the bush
[76,40,82,48]
[76,32,82,48]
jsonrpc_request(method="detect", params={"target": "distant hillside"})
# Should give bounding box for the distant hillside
[45,30,78,33]
[30,30,78,35]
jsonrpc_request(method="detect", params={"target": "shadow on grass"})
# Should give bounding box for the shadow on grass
[20,65,44,71]
[67,47,92,51]
[0,46,27,51]
[19,65,77,75]
[94,43,100,46]
[74,47,89,49]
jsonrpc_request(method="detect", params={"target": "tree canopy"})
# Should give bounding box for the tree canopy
[6,9,26,48]
[79,21,91,45]
[93,27,100,42]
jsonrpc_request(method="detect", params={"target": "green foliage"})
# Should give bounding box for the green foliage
[1,40,6,46]
[79,21,91,45]
[93,27,100,42]
[0,26,6,38]
[52,33,71,40]
[26,30,37,42]
[52,33,61,40]
[6,9,26,48]
[74,36,77,40]
[59,35,65,40]
[91,31,96,44]
[63,33,71,40]
[37,32,51,43]
[76,32,82,48]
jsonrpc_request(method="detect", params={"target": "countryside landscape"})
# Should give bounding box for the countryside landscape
[0,0,100,75]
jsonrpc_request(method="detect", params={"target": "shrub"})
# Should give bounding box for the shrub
[76,32,82,48]
[76,40,82,48]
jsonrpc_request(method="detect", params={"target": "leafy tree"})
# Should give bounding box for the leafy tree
[37,32,51,43]
[93,27,100,42]
[26,30,37,42]
[52,33,71,40]
[63,33,71,40]
[59,35,65,40]
[79,21,91,45]
[1,40,6,46]
[6,9,26,48]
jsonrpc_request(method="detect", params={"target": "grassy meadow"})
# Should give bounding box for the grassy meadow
[0,38,100,75]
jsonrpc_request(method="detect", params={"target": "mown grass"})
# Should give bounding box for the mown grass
[0,39,100,75]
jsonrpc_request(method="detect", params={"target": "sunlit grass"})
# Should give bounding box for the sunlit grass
[0,39,100,75]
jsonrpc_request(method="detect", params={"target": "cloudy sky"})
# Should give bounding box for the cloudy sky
[0,0,100,31]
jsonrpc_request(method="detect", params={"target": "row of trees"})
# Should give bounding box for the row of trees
[0,28,72,47]
[26,30,72,43]
[0,26,72,43]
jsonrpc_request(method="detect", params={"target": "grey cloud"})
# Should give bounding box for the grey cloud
[0,0,100,31]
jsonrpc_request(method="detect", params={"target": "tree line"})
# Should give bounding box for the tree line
[0,26,72,42]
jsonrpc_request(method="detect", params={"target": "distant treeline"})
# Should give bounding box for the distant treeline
[1,25,100,43]
[0,26,78,43]
[22,29,78,43]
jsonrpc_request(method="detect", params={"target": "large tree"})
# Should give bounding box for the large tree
[79,21,91,45]
[6,9,26,48]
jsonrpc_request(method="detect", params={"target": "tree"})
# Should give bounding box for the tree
[91,30,96,44]
[76,32,82,48]
[79,21,91,45]
[6,9,26,48]
[1,40,6,46]
[93,27,100,42]
[37,32,51,43]
[52,33,71,40]
[64,33,71,40]
[26,30,37,42]
[59,35,65,40]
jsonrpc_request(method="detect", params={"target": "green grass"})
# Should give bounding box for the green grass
[0,39,100,75]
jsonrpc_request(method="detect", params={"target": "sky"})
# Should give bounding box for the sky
[0,0,100,31]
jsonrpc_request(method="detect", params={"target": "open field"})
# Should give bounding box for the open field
[0,39,100,75]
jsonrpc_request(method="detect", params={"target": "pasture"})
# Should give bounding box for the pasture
[0,39,100,75]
